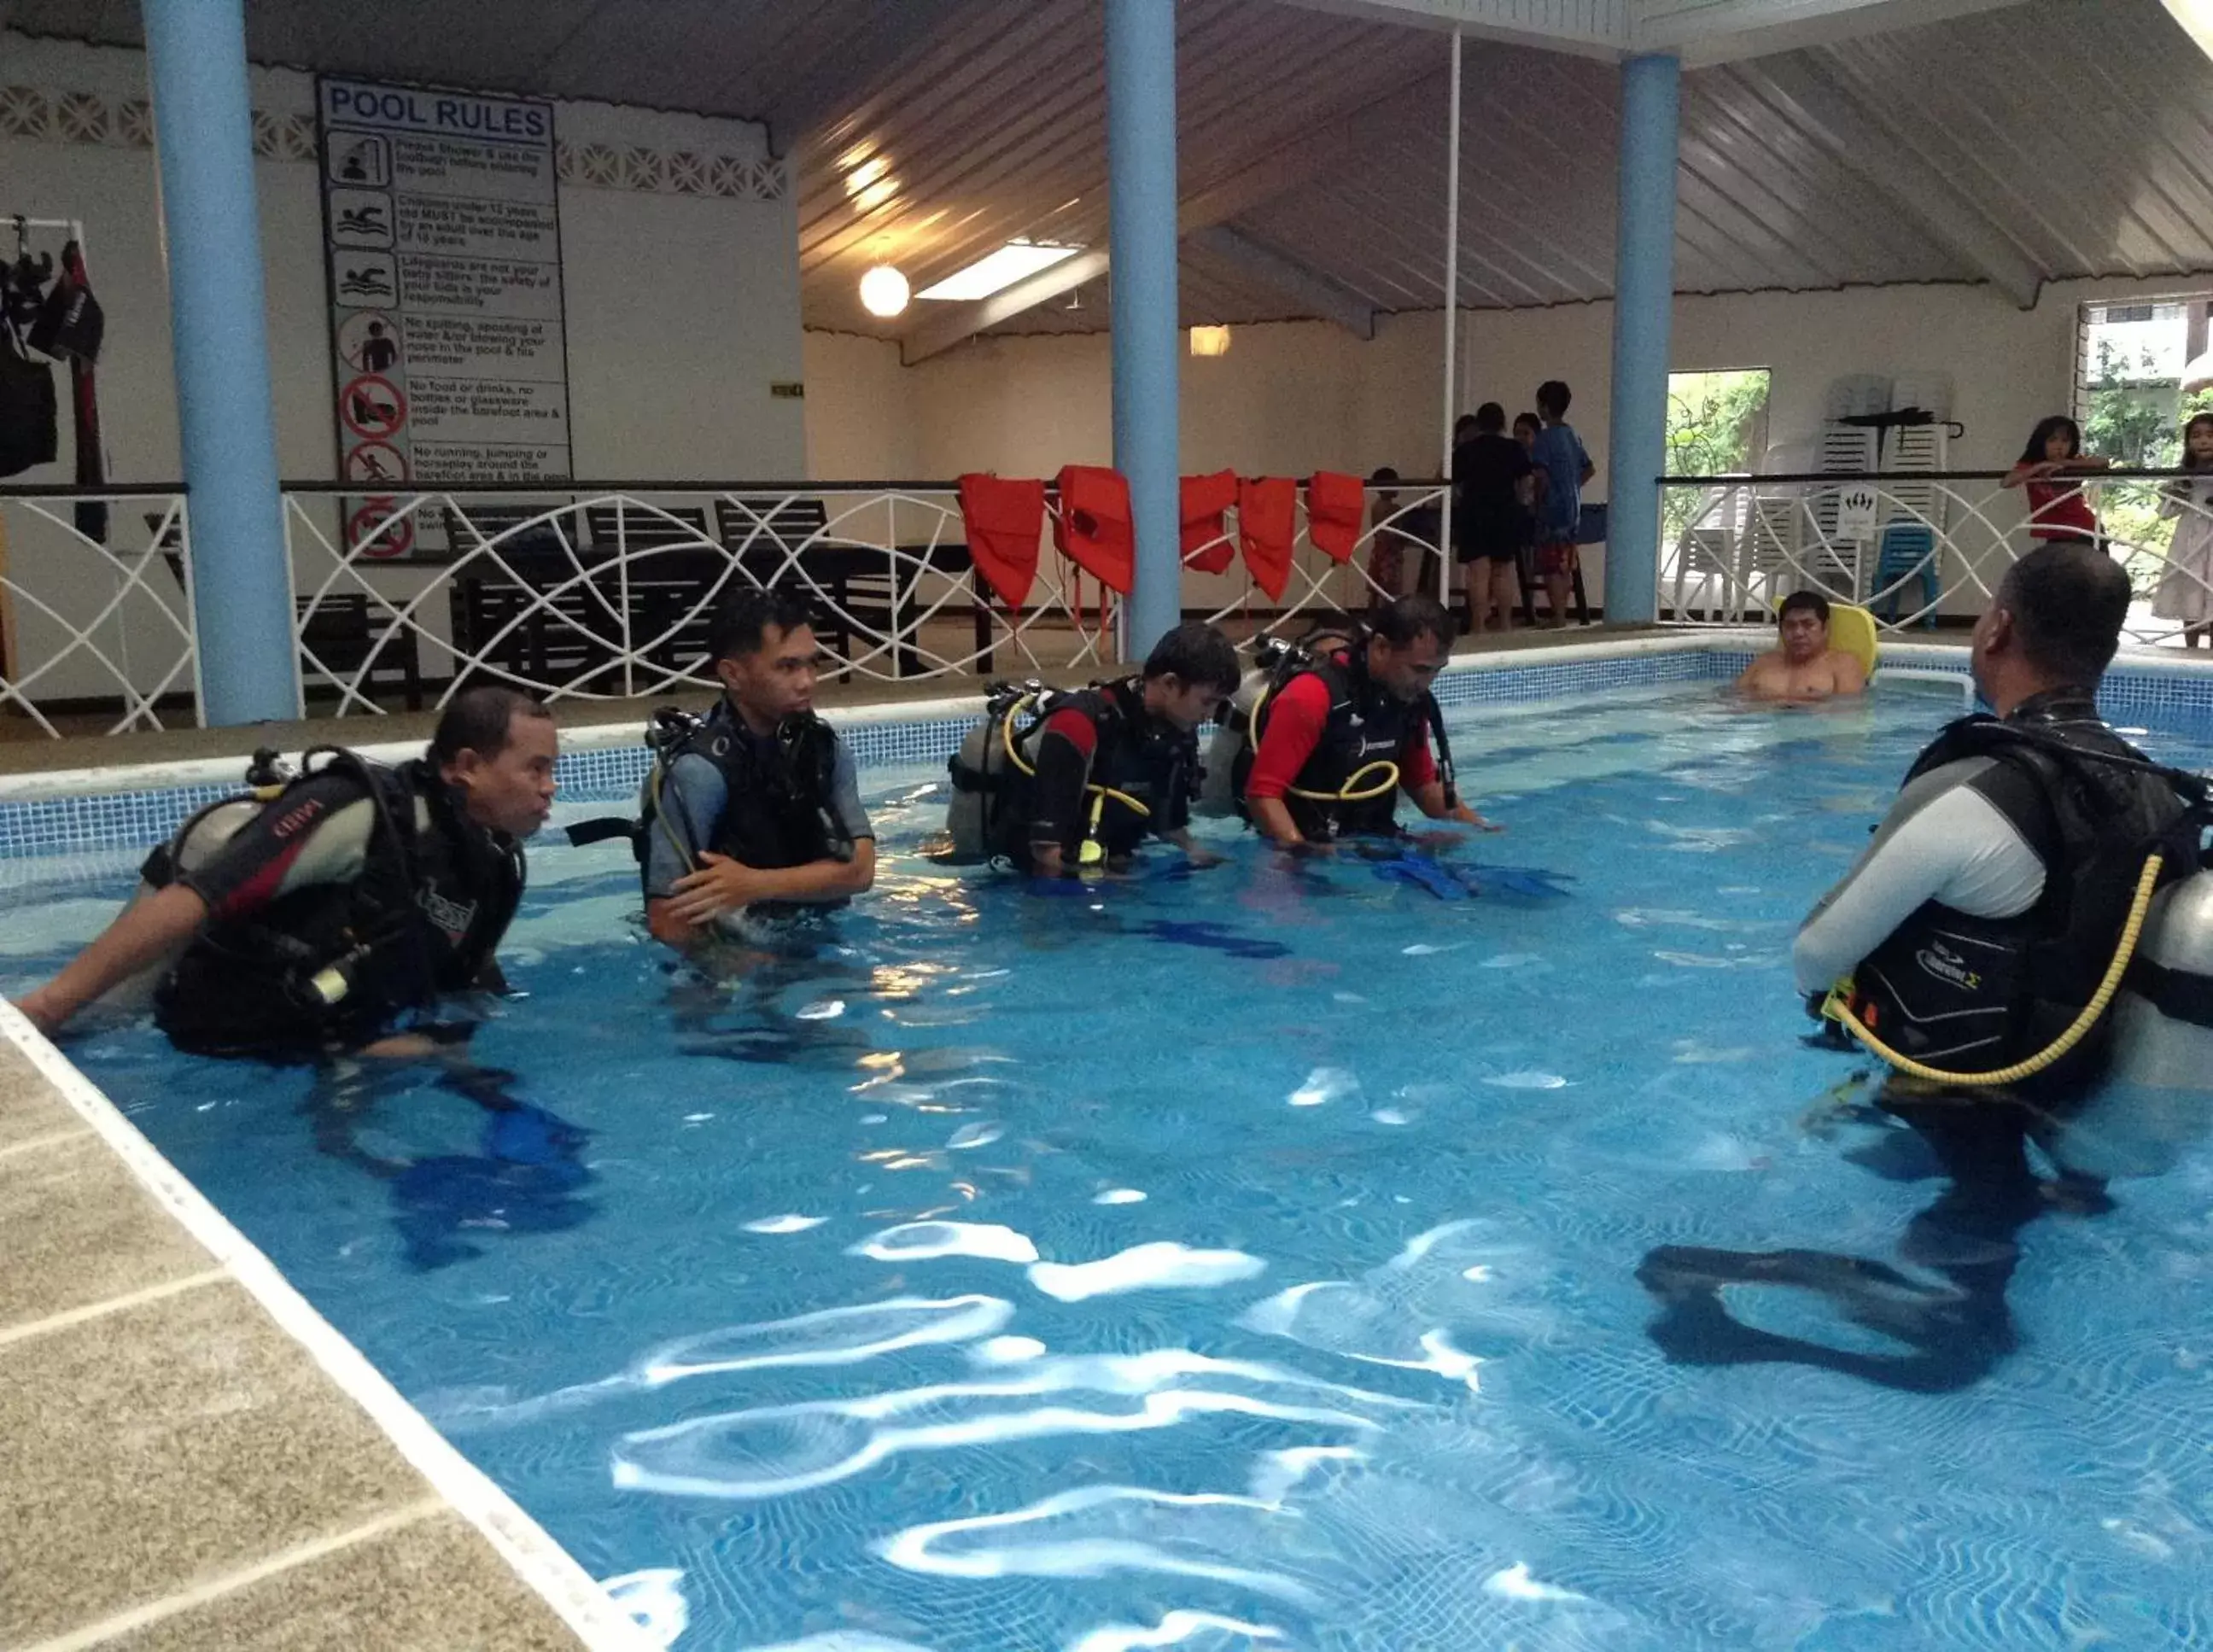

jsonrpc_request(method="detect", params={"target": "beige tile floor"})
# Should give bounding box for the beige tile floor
[0,1030,613,1651]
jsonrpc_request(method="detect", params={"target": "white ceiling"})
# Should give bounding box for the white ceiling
[13,0,2213,348]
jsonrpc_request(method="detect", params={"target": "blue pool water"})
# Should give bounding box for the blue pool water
[7,681,2213,1650]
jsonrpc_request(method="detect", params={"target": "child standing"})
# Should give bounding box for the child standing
[2003,415,2111,549]
[2153,412,2213,647]
[1529,381,1594,628]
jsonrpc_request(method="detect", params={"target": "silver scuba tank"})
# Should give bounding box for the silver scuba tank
[94,750,295,1013]
[1198,665,1269,818]
[2058,868,2213,1178]
[944,688,1042,862]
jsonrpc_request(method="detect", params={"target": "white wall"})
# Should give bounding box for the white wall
[804,274,2209,613]
[1,32,803,701]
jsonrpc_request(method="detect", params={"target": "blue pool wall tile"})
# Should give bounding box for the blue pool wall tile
[11,645,2213,862]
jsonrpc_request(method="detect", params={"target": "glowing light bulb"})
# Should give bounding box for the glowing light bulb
[859,265,910,318]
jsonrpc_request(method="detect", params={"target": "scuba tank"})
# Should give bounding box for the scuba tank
[944,680,1046,863]
[95,747,295,1013]
[1199,662,1271,819]
[1195,624,1461,830]
[2064,867,2213,1177]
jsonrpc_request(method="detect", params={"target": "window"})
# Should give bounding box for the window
[2073,293,2213,467]
[1663,368,1771,544]
[2073,294,2213,603]
[1666,369,1772,478]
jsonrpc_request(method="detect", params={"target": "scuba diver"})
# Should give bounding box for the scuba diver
[16,686,556,1057]
[577,587,875,951]
[1205,593,1497,849]
[1640,545,2213,1392]
[944,621,1241,876]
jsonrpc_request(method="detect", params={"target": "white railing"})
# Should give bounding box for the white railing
[1658,470,2213,646]
[0,487,198,736]
[0,479,1447,733]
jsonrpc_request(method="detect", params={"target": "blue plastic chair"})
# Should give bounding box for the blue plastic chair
[1871,523,1941,628]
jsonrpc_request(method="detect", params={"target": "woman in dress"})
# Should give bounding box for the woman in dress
[2153,412,2213,648]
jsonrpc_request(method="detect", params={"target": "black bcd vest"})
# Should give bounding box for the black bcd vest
[155,752,523,1053]
[961,678,1194,863]
[1848,700,2209,1096]
[1235,643,1439,840]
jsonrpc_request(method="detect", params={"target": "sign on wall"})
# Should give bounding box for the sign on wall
[318,77,572,558]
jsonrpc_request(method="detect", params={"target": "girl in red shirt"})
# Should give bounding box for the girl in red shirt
[2004,415,2111,549]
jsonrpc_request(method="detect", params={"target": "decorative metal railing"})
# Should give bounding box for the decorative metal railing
[0,479,1448,733]
[1658,470,2213,646]
[0,486,198,735]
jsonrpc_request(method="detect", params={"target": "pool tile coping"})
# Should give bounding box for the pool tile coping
[0,998,657,1652]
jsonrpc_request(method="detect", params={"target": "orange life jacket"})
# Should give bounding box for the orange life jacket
[957,474,1045,609]
[1238,476,1298,602]
[1305,470,1366,564]
[1180,470,1238,575]
[1053,465,1135,597]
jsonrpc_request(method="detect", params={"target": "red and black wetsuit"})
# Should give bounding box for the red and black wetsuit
[1242,651,1436,840]
[1001,678,1197,869]
[155,757,522,1054]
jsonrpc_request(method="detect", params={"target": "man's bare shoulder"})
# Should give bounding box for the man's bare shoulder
[1736,648,1790,691]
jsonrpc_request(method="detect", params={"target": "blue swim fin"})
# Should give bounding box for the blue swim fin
[483,1102,588,1166]
[1372,851,1474,901]
[1464,863,1576,898]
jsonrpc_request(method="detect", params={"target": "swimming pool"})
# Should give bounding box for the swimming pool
[6,674,2212,1650]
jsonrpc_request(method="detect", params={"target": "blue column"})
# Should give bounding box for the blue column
[1603,52,1681,627]
[144,0,297,723]
[1106,0,1180,657]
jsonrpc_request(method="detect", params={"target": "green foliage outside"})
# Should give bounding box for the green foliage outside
[1662,369,1771,546]
[2080,340,2213,597]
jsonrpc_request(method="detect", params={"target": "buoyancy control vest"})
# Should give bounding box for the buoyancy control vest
[574,703,855,902]
[145,747,523,1053]
[1200,626,1456,840]
[945,677,1193,866]
[1839,697,2210,1098]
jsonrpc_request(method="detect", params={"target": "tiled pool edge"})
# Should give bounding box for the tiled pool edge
[20,628,2213,863]
[0,633,1778,858]
[0,999,657,1652]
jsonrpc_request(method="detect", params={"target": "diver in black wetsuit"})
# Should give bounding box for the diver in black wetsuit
[1640,545,2209,1392]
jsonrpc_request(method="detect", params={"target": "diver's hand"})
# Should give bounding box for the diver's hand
[1030,844,1067,879]
[13,986,66,1037]
[1450,803,1504,832]
[669,851,777,925]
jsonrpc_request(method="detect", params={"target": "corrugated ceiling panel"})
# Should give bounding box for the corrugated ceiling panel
[11,0,2213,336]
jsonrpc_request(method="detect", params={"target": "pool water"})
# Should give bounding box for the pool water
[8,681,2213,1650]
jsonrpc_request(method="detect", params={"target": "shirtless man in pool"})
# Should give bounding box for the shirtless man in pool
[1737,591,1867,703]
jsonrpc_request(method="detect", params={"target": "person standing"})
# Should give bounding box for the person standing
[636,589,876,949]
[1529,382,1595,628]
[1641,543,2207,1392]
[1451,402,1535,636]
[2152,412,2213,648]
[2003,415,2111,551]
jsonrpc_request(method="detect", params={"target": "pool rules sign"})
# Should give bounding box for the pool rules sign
[318,78,573,557]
